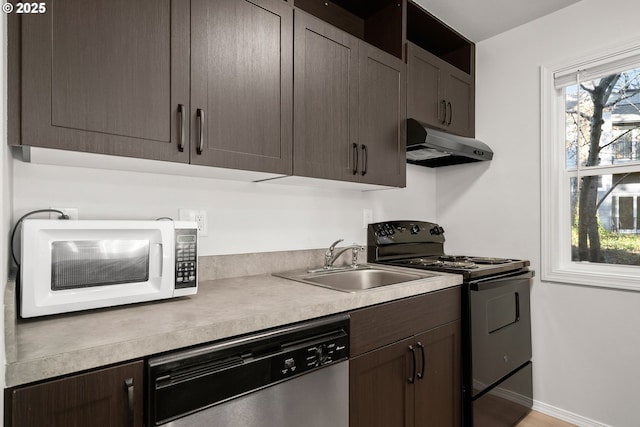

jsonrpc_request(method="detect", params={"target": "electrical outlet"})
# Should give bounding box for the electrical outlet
[50,207,79,220]
[362,209,373,229]
[179,209,208,236]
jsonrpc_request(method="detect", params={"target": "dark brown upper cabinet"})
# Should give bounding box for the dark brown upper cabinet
[8,361,143,427]
[358,43,407,187]
[16,0,190,163]
[190,0,293,174]
[406,1,475,138]
[293,10,406,187]
[13,0,292,175]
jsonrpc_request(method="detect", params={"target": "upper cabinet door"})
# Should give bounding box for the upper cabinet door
[358,43,406,187]
[20,0,190,162]
[444,67,475,138]
[407,42,443,131]
[190,0,293,175]
[293,10,359,182]
[406,41,475,138]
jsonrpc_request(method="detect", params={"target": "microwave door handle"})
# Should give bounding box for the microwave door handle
[150,243,164,277]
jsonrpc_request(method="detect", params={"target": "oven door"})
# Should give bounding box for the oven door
[469,270,533,397]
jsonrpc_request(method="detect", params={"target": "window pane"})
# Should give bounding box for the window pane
[571,174,640,265]
[565,67,640,169]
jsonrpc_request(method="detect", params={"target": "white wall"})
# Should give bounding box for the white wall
[11,162,435,255]
[436,0,640,425]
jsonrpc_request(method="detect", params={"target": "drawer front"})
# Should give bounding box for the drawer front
[349,286,461,357]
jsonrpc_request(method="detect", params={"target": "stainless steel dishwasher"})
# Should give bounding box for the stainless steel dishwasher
[147,314,350,427]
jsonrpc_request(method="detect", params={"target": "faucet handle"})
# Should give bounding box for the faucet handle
[327,239,344,254]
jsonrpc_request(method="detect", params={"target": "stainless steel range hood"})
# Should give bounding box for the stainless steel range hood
[406,118,493,167]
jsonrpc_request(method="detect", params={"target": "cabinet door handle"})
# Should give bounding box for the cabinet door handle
[441,99,447,125]
[447,102,452,126]
[515,292,520,322]
[361,144,368,176]
[408,345,417,384]
[352,143,358,175]
[196,108,204,155]
[416,342,425,380]
[124,377,134,427]
[177,104,185,152]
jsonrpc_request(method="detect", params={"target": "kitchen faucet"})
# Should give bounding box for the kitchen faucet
[324,239,364,269]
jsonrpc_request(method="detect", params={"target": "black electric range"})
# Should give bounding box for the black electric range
[367,220,529,281]
[367,221,533,427]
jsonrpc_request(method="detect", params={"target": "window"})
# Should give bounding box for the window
[541,39,640,290]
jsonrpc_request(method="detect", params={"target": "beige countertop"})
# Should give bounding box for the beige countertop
[5,250,462,388]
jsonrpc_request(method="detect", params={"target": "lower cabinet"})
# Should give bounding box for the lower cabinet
[7,361,143,427]
[349,288,461,427]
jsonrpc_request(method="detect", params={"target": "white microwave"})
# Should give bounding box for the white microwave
[19,219,198,318]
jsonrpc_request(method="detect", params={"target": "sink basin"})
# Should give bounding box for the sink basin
[274,265,437,293]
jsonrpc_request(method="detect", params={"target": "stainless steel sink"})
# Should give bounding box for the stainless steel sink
[274,265,437,293]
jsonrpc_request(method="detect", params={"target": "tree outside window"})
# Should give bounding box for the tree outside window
[564,67,640,265]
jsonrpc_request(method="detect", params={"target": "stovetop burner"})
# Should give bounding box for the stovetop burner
[406,257,479,269]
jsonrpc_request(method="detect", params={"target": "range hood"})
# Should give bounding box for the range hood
[406,118,493,167]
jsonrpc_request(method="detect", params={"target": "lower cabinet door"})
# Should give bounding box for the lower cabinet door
[10,361,143,427]
[414,320,461,427]
[350,337,415,427]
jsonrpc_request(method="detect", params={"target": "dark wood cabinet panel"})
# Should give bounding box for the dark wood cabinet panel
[350,286,461,357]
[358,43,406,187]
[444,67,475,137]
[19,0,190,162]
[350,338,414,427]
[9,361,143,427]
[407,41,475,138]
[293,9,359,181]
[349,289,462,427]
[190,0,293,174]
[414,320,462,427]
[293,9,406,187]
[407,44,443,131]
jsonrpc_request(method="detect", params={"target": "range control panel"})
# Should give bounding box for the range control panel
[368,221,446,245]
[175,228,197,289]
[270,331,349,382]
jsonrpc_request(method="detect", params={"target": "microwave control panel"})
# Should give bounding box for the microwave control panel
[175,229,197,289]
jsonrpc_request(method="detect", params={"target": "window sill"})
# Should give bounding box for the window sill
[541,265,640,291]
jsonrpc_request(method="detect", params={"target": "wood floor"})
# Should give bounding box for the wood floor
[516,410,576,427]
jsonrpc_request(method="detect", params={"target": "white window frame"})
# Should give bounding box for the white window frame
[541,38,640,291]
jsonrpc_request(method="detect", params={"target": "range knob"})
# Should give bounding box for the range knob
[429,226,445,235]
[410,224,420,235]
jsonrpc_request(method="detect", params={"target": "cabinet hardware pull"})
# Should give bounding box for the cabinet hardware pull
[447,102,452,126]
[177,104,185,152]
[515,292,520,322]
[417,342,425,380]
[361,144,368,176]
[196,108,204,155]
[352,143,358,175]
[124,377,134,427]
[441,100,447,125]
[408,345,417,384]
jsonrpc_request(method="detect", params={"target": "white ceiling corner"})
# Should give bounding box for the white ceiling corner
[413,0,582,42]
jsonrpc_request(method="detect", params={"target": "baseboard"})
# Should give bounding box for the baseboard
[533,400,612,427]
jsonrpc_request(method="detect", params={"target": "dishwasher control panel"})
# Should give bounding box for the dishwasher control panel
[271,331,349,382]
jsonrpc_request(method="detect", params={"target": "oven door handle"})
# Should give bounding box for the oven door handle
[469,270,534,291]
